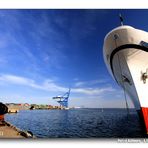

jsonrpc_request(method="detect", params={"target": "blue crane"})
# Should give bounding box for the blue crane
[52,88,71,108]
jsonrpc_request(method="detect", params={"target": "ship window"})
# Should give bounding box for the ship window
[113,34,119,40]
[140,41,148,48]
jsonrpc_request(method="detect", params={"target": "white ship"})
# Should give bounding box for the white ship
[103,21,148,134]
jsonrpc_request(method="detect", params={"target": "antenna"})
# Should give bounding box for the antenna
[119,14,124,26]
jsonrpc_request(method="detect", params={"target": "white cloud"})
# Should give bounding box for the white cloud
[0,74,33,85]
[0,74,115,96]
[0,11,68,72]
[0,74,125,107]
[74,79,107,87]
[72,87,115,95]
[74,81,84,87]
[0,74,66,92]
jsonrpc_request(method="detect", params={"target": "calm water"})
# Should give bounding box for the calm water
[5,108,146,138]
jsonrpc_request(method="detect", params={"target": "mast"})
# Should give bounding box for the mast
[119,14,124,26]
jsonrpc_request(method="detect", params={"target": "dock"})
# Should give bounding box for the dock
[0,121,35,138]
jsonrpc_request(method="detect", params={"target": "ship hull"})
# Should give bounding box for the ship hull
[103,25,148,134]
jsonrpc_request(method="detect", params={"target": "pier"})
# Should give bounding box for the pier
[0,102,35,138]
[0,121,35,138]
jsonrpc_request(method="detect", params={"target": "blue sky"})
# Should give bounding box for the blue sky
[0,9,148,108]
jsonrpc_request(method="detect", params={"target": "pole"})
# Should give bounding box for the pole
[119,14,124,26]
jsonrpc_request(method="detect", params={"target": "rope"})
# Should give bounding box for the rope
[114,36,130,116]
[117,53,130,116]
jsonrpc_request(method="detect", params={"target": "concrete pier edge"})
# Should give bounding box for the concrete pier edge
[0,121,35,138]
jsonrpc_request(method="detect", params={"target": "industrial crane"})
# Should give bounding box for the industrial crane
[52,88,71,109]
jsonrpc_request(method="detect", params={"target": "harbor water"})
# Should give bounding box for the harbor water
[5,108,146,138]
